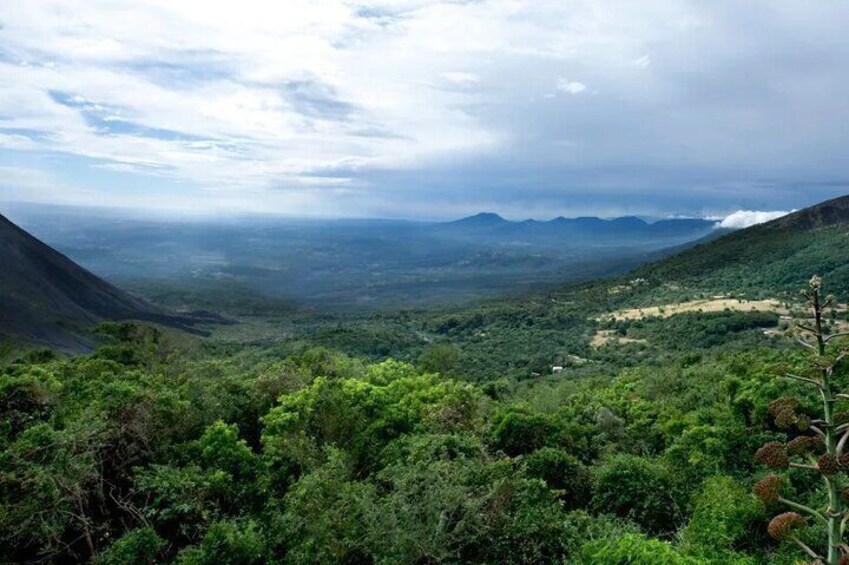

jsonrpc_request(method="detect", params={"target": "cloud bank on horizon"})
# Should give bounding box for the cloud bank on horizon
[718,210,792,230]
[1,1,849,218]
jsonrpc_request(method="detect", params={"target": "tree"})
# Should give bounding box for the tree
[523,447,592,510]
[417,343,461,377]
[683,476,760,560]
[752,276,849,564]
[592,454,682,536]
[95,527,165,565]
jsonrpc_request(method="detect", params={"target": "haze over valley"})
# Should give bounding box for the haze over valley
[4,203,728,312]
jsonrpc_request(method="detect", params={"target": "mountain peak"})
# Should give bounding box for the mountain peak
[610,216,649,226]
[449,212,508,226]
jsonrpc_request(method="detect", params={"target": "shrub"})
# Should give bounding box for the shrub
[491,410,560,456]
[176,520,266,565]
[683,476,761,559]
[592,455,681,536]
[524,447,592,510]
[95,527,165,565]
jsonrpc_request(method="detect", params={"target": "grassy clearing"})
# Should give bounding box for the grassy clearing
[591,330,648,348]
[599,298,789,322]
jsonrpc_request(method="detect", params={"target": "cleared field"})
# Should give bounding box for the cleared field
[591,330,648,348]
[594,298,849,348]
[599,298,789,322]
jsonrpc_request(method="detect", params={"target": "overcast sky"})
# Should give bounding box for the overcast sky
[1,1,848,220]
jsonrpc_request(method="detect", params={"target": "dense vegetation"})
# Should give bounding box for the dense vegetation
[3,299,845,564]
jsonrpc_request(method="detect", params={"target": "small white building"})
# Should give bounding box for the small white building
[552,366,564,374]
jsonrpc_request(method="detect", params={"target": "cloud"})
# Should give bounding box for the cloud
[441,72,480,88]
[632,54,651,68]
[719,210,793,230]
[0,165,100,205]
[0,0,506,196]
[1,1,849,217]
[556,79,587,95]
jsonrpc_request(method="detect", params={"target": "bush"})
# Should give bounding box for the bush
[592,455,682,536]
[369,447,567,564]
[524,447,592,510]
[578,533,709,564]
[491,410,560,456]
[95,527,165,565]
[683,476,762,558]
[176,520,266,565]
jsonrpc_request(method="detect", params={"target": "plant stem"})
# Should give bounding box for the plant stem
[814,285,843,565]
[778,497,827,525]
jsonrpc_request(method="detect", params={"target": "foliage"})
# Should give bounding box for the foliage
[682,476,762,560]
[592,454,683,536]
[4,270,849,563]
[523,447,592,510]
[578,533,711,565]
[175,520,266,565]
[94,527,165,565]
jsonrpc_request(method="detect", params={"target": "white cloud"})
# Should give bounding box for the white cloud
[719,210,793,229]
[1,1,849,216]
[0,166,99,205]
[633,54,652,68]
[0,0,514,194]
[0,133,40,150]
[441,72,480,87]
[556,79,587,95]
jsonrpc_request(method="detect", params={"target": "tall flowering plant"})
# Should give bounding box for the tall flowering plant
[754,276,849,565]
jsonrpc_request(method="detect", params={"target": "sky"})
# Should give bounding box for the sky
[1,1,849,220]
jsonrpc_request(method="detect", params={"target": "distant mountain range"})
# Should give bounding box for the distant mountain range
[0,213,214,352]
[442,212,719,244]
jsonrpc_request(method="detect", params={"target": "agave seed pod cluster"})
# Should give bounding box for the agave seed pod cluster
[755,442,789,470]
[786,435,821,455]
[818,453,840,475]
[767,397,811,431]
[754,474,783,504]
[767,512,806,540]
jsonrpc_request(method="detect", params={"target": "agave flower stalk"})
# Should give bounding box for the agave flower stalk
[754,276,849,565]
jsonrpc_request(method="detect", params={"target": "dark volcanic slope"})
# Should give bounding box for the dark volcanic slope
[0,213,205,351]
